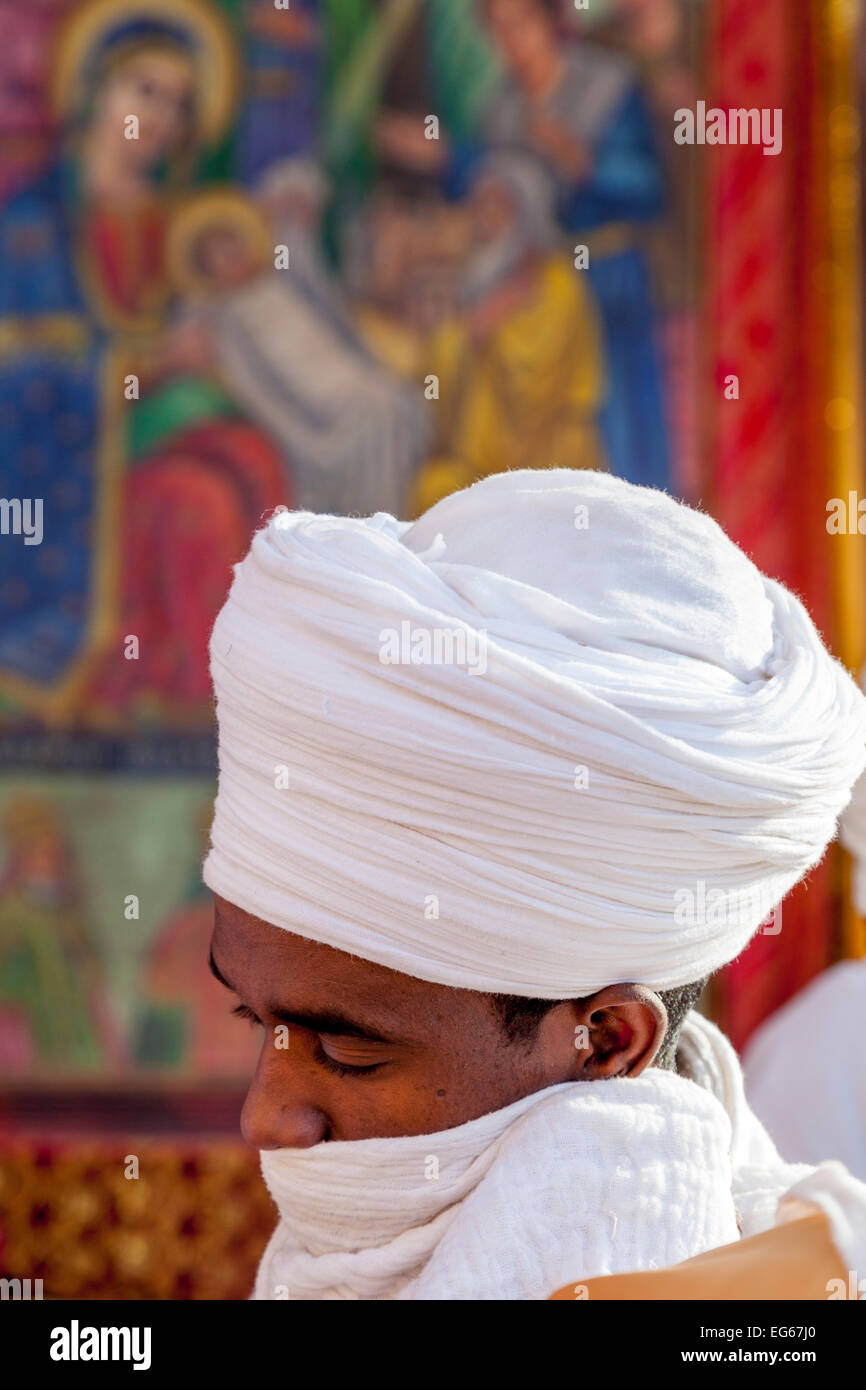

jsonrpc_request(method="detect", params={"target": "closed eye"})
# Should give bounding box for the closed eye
[231,1003,262,1029]
[314,1037,387,1079]
[231,1005,386,1076]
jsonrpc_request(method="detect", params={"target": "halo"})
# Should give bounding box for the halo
[51,0,238,144]
[166,187,273,298]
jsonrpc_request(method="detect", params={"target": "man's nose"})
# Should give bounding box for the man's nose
[240,1040,329,1149]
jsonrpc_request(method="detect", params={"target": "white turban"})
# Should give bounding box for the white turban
[203,469,866,995]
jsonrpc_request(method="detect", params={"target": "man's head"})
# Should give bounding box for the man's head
[212,894,706,1146]
[203,470,866,1156]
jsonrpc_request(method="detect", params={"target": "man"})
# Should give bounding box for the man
[412,152,606,514]
[204,469,866,1299]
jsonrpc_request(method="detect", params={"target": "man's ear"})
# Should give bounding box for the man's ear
[570,984,668,1079]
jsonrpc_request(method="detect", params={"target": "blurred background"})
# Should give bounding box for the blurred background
[0,0,864,1298]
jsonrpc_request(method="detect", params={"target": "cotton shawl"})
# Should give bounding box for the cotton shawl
[253,1015,866,1300]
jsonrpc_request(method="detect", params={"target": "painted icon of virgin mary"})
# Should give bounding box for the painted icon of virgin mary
[0,0,287,726]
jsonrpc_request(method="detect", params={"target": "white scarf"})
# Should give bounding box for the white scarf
[254,1030,738,1301]
[204,469,866,996]
[252,1014,866,1300]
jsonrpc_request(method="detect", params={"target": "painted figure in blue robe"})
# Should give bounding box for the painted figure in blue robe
[0,0,239,718]
[377,0,671,492]
[0,161,98,701]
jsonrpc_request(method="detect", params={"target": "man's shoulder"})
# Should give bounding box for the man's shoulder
[402,1076,738,1300]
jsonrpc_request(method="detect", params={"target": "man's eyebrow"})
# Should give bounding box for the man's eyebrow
[208,949,404,1044]
[209,948,234,992]
[268,1008,402,1045]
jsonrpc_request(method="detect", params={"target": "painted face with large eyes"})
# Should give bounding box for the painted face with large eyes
[97,47,196,168]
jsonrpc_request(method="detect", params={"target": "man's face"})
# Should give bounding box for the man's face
[211,894,577,1146]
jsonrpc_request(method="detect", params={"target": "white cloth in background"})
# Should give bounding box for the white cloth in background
[680,1014,866,1281]
[840,666,866,913]
[742,960,866,1182]
[256,158,359,342]
[749,679,866,1185]
[206,276,429,517]
[253,1014,866,1300]
[204,468,866,995]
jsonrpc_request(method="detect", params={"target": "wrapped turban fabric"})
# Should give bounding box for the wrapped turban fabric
[203,468,866,996]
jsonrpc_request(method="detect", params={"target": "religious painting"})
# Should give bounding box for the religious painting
[1,0,864,1313]
[0,776,258,1078]
[0,0,704,1087]
[0,0,702,743]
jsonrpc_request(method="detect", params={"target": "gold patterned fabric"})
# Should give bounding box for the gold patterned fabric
[0,1140,274,1300]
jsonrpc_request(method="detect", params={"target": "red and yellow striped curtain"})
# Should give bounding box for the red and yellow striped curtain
[705,0,866,1049]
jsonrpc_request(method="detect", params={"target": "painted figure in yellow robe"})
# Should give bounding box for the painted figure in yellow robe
[412,153,607,515]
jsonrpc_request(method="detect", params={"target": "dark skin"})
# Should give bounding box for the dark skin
[212,894,667,1147]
